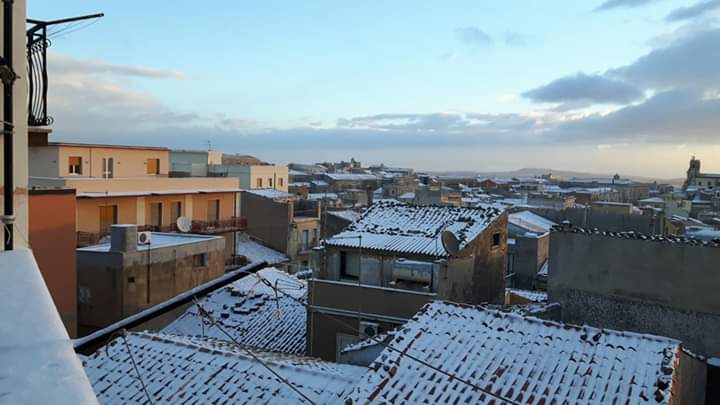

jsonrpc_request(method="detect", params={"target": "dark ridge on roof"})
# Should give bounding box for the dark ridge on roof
[550,224,720,248]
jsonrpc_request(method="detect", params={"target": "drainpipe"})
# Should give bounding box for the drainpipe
[2,0,15,251]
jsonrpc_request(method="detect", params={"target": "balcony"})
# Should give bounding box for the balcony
[76,216,247,247]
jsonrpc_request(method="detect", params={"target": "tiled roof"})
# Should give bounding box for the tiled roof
[163,268,307,354]
[326,201,504,257]
[506,288,548,303]
[344,301,682,405]
[551,224,720,247]
[84,332,365,404]
[328,209,363,223]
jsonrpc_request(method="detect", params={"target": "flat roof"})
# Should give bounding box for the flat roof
[43,141,169,151]
[77,232,221,252]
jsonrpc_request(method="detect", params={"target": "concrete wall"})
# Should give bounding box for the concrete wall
[527,206,664,234]
[308,279,434,360]
[549,230,720,357]
[28,189,77,337]
[0,0,29,251]
[509,233,548,290]
[288,217,320,262]
[77,235,225,335]
[242,191,290,255]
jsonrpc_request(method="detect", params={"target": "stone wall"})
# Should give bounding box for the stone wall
[549,229,720,357]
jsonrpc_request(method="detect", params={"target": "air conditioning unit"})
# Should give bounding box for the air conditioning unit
[138,231,152,245]
[359,321,380,339]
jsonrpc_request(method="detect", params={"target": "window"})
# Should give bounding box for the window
[492,233,501,248]
[149,202,163,227]
[127,276,135,283]
[102,157,114,178]
[312,228,318,244]
[268,178,273,188]
[170,201,182,222]
[193,253,208,267]
[68,156,82,174]
[99,205,118,233]
[302,229,309,250]
[279,177,284,187]
[146,158,160,175]
[207,199,220,222]
[256,178,263,188]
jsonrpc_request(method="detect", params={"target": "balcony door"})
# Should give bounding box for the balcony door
[99,205,118,234]
[149,202,163,229]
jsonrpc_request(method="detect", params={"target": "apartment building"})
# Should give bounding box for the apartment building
[242,189,320,270]
[210,163,289,192]
[28,134,244,261]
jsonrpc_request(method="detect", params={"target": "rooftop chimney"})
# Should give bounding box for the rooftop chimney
[110,224,138,253]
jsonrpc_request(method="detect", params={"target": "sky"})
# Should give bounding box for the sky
[28,0,720,178]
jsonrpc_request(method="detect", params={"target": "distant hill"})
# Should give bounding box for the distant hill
[428,167,684,185]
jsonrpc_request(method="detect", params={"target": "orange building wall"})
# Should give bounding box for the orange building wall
[29,189,78,337]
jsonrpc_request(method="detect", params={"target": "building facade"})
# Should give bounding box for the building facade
[77,225,225,335]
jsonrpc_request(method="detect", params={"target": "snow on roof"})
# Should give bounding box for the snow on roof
[311,180,329,186]
[0,249,97,404]
[84,332,365,404]
[325,200,504,257]
[244,188,294,200]
[685,227,720,241]
[307,192,339,201]
[538,259,549,276]
[506,288,548,302]
[325,173,378,181]
[163,268,306,354]
[639,197,666,205]
[288,181,311,188]
[236,238,289,265]
[509,210,557,234]
[328,209,363,223]
[344,301,682,405]
[77,232,221,252]
[398,192,415,200]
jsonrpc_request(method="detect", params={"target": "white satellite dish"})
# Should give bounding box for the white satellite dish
[441,230,460,256]
[176,216,192,233]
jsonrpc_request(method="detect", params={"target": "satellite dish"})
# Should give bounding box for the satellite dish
[176,216,192,233]
[441,230,460,256]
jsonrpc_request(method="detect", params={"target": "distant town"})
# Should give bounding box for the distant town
[3,1,720,405]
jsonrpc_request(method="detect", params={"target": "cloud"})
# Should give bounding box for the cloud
[550,90,720,143]
[48,53,189,79]
[609,28,720,90]
[523,73,644,105]
[593,0,659,12]
[666,0,720,22]
[455,27,493,46]
[337,113,468,131]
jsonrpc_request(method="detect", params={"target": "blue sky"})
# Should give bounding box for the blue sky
[28,0,720,177]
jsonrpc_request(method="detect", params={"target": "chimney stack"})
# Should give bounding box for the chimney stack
[110,224,138,253]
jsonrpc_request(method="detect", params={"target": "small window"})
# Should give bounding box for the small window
[193,253,208,267]
[303,229,309,250]
[268,178,273,188]
[102,157,114,178]
[279,178,284,187]
[257,178,263,188]
[127,276,135,283]
[492,233,501,247]
[147,158,160,175]
[68,156,82,174]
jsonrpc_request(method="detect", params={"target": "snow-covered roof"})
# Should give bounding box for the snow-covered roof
[685,227,720,241]
[163,268,307,354]
[288,181,311,188]
[509,210,557,234]
[0,249,97,404]
[398,192,415,200]
[639,197,666,205]
[344,301,682,404]
[84,332,365,404]
[244,188,294,200]
[236,238,289,265]
[307,192,339,201]
[325,200,504,257]
[77,232,221,252]
[328,209,363,223]
[506,288,548,302]
[311,180,329,186]
[325,173,378,181]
